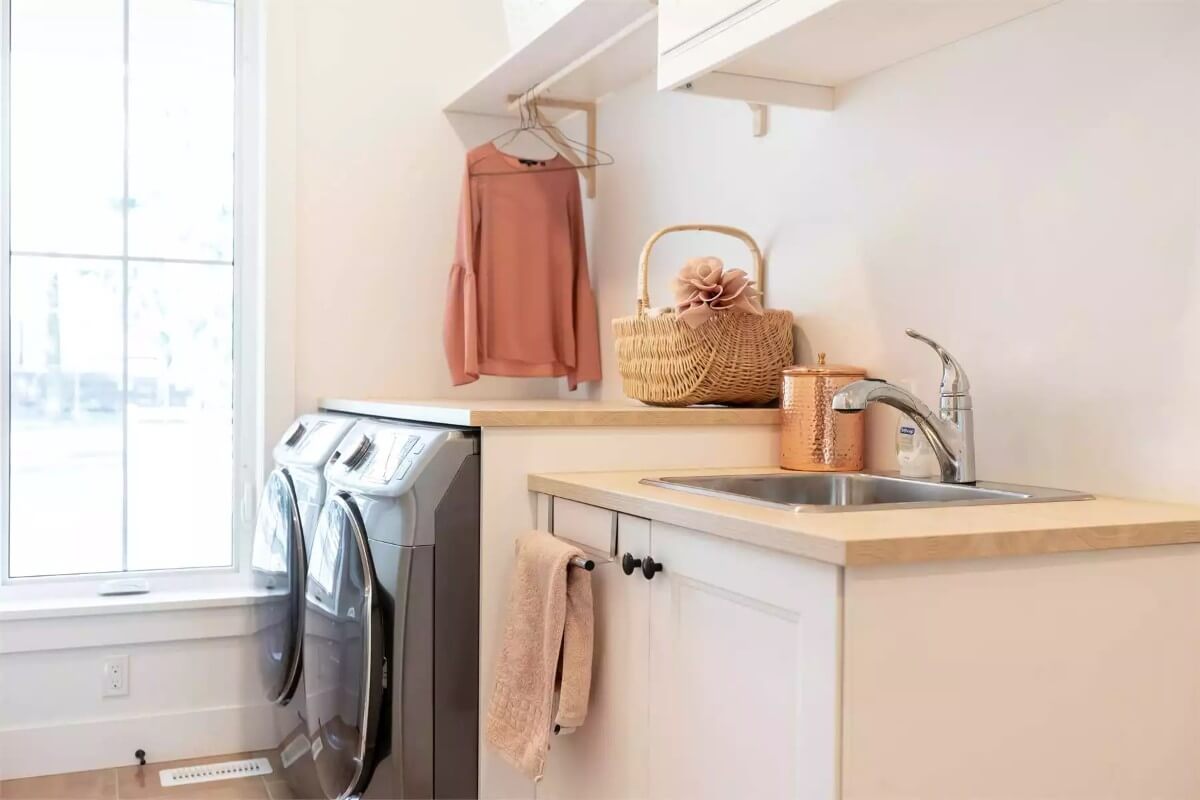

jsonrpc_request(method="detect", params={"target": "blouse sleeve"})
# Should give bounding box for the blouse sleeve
[444,162,480,386]
[566,178,602,390]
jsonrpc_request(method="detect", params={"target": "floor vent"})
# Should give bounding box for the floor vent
[159,758,274,787]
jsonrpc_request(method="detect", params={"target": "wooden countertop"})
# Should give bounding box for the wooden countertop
[529,467,1200,566]
[319,398,780,428]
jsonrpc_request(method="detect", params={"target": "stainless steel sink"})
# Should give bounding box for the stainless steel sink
[640,472,1092,513]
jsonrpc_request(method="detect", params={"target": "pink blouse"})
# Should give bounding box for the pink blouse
[444,143,602,390]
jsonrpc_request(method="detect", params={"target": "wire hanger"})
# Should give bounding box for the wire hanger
[469,88,615,178]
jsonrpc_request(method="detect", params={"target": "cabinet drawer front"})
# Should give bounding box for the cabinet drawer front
[551,497,617,556]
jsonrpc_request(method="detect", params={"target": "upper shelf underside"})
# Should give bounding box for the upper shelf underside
[447,0,1065,118]
[446,0,657,118]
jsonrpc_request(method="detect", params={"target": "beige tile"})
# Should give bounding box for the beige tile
[121,779,267,800]
[0,768,117,800]
[114,754,271,800]
[261,782,294,800]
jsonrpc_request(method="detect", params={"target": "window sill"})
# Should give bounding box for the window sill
[0,586,273,623]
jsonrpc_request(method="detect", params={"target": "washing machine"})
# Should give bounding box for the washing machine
[303,418,480,800]
[251,412,355,798]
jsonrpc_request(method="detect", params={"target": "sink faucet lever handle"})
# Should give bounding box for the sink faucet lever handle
[905,328,971,397]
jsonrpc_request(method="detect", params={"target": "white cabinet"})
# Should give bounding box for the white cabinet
[536,494,1200,798]
[658,0,1060,109]
[537,496,840,800]
[646,521,840,800]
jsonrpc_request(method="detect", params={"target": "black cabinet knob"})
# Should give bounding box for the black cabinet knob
[621,553,641,576]
[641,556,664,580]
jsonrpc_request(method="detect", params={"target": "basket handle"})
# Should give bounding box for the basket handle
[636,224,765,315]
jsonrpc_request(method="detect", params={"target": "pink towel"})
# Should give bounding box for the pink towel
[486,531,594,781]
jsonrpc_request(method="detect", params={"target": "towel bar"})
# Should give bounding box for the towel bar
[570,556,595,571]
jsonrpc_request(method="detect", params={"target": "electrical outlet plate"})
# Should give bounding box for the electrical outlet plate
[103,655,129,697]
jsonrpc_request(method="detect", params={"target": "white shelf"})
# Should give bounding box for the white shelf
[445,0,657,118]
[660,0,1062,110]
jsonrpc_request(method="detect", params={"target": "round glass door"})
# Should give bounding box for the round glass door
[304,493,384,800]
[251,468,307,705]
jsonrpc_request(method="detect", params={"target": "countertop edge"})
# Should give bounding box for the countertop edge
[528,473,850,565]
[841,519,1200,566]
[529,472,1200,567]
[320,399,475,426]
[320,398,781,428]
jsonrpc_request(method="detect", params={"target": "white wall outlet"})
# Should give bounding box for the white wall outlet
[102,655,129,697]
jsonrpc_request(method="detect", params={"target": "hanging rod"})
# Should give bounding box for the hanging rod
[570,556,595,571]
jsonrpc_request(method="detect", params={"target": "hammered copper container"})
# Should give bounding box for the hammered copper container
[780,354,867,471]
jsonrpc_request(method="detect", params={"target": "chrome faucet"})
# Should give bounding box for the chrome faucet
[832,329,976,484]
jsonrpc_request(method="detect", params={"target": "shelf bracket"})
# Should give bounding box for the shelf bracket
[507,94,599,199]
[749,103,769,137]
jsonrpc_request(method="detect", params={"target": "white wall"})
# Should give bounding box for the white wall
[291,0,567,412]
[0,602,270,781]
[588,0,1200,502]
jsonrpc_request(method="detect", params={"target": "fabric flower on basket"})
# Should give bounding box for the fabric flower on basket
[671,256,764,329]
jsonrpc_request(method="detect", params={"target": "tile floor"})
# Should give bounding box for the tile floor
[0,752,292,800]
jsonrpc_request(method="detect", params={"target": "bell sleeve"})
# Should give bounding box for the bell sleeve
[444,163,480,385]
[566,177,602,390]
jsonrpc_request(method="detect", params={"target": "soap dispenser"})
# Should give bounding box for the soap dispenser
[894,379,939,478]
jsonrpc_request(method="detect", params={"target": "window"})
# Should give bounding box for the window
[1,0,246,581]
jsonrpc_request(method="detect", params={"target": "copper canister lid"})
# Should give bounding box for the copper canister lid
[782,353,867,378]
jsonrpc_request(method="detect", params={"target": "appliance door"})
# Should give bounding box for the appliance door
[252,467,306,705]
[304,493,385,800]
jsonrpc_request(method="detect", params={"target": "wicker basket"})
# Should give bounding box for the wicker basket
[613,224,794,407]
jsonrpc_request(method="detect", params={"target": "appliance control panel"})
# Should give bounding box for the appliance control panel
[293,420,345,458]
[275,413,355,470]
[327,420,466,495]
[283,420,307,447]
[357,431,424,484]
[332,425,436,487]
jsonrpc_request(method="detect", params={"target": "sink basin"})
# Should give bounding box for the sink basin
[640,472,1092,513]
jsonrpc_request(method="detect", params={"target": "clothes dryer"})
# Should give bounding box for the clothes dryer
[304,419,479,800]
[252,413,354,798]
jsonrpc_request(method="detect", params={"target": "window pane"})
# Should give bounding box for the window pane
[10,0,124,256]
[9,257,124,577]
[125,262,234,571]
[128,0,235,262]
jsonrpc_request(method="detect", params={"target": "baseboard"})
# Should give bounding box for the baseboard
[0,703,278,781]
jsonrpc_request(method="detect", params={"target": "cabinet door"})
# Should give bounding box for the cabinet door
[647,522,840,800]
[537,514,651,800]
[658,0,765,54]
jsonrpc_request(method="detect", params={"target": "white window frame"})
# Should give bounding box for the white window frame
[0,0,263,600]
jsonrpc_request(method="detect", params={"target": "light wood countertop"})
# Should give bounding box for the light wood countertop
[529,467,1200,566]
[319,398,779,428]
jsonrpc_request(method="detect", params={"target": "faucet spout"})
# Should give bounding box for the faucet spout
[833,378,976,484]
[831,379,929,415]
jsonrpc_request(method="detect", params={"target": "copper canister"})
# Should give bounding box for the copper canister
[780,354,867,471]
